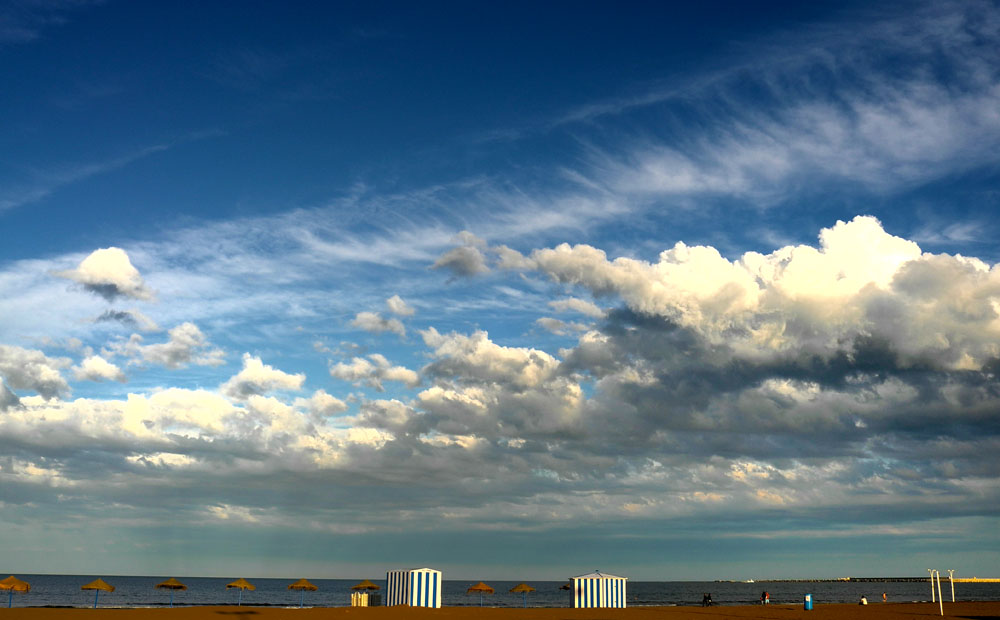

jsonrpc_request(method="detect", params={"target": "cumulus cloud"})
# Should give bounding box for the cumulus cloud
[111,322,225,369]
[0,345,70,398]
[529,215,1000,369]
[221,353,306,399]
[431,231,490,277]
[329,354,419,391]
[535,317,589,335]
[385,294,415,316]
[54,247,154,301]
[421,327,559,389]
[73,355,126,383]
[294,389,348,418]
[351,311,405,337]
[412,328,584,439]
[549,297,605,318]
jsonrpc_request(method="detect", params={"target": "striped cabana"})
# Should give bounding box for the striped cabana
[570,571,627,608]
[385,568,442,608]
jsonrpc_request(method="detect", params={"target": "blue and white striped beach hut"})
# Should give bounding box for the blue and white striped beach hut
[385,568,442,608]
[570,571,627,608]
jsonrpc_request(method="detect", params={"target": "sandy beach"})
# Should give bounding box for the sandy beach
[2,602,998,620]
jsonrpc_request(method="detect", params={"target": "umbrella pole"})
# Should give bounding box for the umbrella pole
[480,592,484,607]
[94,590,100,609]
[523,592,527,608]
[8,589,12,608]
[300,590,304,607]
[238,589,243,606]
[170,590,174,607]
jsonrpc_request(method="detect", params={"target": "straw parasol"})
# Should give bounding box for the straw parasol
[288,579,318,607]
[0,576,30,608]
[351,579,381,591]
[510,583,535,608]
[226,578,255,606]
[81,578,115,609]
[466,581,495,607]
[155,578,187,607]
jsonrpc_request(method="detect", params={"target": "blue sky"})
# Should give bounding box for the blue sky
[1,0,999,581]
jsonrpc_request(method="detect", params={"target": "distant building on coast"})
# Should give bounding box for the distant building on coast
[385,568,441,608]
[570,571,628,608]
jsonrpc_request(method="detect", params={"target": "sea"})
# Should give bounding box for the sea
[5,575,1000,609]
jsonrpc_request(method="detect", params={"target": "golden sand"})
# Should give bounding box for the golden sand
[2,602,998,620]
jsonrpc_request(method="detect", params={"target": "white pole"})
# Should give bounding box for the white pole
[936,571,944,616]
[928,569,936,602]
[947,570,955,602]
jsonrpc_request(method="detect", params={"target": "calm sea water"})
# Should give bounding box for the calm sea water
[4,575,1000,609]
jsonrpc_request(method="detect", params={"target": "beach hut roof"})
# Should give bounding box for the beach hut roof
[0,576,30,592]
[510,583,535,593]
[155,578,187,590]
[288,579,318,591]
[571,571,627,580]
[351,579,380,591]
[81,579,115,592]
[226,578,256,591]
[467,581,495,594]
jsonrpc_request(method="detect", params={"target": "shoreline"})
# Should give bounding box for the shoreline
[2,601,999,619]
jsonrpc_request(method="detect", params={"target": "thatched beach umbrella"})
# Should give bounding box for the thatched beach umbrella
[510,583,535,608]
[226,578,256,606]
[81,578,115,609]
[155,578,187,607]
[0,576,30,608]
[288,578,318,607]
[351,579,380,591]
[467,581,495,607]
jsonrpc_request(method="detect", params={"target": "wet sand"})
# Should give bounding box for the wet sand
[3,601,998,620]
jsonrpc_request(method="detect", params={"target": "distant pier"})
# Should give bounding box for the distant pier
[748,577,1000,583]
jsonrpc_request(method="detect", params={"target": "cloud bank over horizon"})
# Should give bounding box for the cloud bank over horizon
[3,216,999,577]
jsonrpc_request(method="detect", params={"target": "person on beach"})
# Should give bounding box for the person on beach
[860,595,869,605]
[702,593,713,607]
[883,592,887,602]
[761,591,769,605]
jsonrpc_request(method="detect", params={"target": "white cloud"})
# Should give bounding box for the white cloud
[535,317,589,335]
[73,355,126,383]
[329,354,419,391]
[528,215,1000,368]
[557,2,1000,203]
[421,327,559,389]
[350,311,405,337]
[221,353,306,399]
[0,345,70,398]
[549,297,605,318]
[54,247,154,301]
[385,294,415,316]
[111,322,225,369]
[294,389,348,417]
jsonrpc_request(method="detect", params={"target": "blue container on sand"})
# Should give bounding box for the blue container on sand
[804,594,813,610]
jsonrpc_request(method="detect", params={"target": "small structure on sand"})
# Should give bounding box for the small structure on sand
[350,579,382,607]
[569,571,627,608]
[386,568,441,608]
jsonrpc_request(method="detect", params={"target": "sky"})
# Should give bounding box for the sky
[1,0,999,581]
